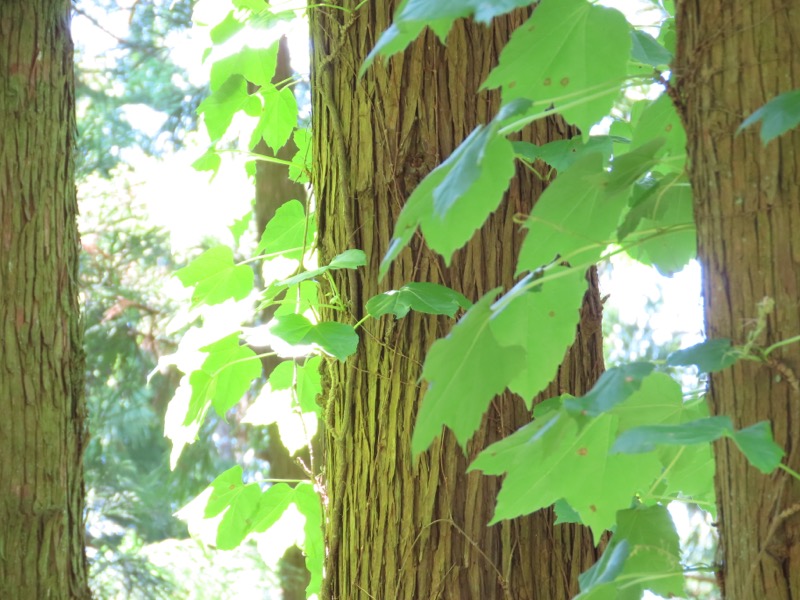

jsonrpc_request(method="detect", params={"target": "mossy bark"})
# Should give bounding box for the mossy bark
[0,1,90,598]
[310,3,605,599]
[674,2,800,598]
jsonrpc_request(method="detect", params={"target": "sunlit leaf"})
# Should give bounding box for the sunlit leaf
[250,84,298,152]
[176,245,254,306]
[412,291,525,455]
[294,483,324,598]
[516,153,627,274]
[490,268,587,404]
[484,0,631,131]
[255,199,313,260]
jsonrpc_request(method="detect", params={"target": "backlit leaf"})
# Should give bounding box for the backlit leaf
[176,245,254,307]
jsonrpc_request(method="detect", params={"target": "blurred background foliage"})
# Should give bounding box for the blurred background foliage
[74,1,279,597]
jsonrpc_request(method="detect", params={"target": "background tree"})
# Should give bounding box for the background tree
[0,1,90,597]
[310,3,605,598]
[674,2,800,597]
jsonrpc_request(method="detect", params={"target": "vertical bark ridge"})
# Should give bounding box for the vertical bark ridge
[0,1,90,598]
[675,2,800,598]
[311,4,605,599]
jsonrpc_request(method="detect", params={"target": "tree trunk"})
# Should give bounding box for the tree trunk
[252,35,312,600]
[0,2,90,598]
[674,2,800,598]
[310,4,605,599]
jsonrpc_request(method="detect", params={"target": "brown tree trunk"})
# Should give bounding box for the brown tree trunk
[674,2,800,598]
[310,4,605,599]
[0,2,90,598]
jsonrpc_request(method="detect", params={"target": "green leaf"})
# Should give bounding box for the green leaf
[188,333,262,421]
[270,315,359,361]
[577,540,631,595]
[513,135,616,173]
[229,212,252,247]
[631,95,686,172]
[198,74,260,142]
[380,104,525,274]
[474,410,661,539]
[192,147,221,175]
[412,291,526,455]
[270,314,316,345]
[362,0,537,74]
[613,505,684,597]
[251,483,294,532]
[731,421,784,474]
[490,268,587,404]
[210,11,246,46]
[554,498,582,525]
[176,245,254,307]
[255,199,313,260]
[484,0,631,131]
[621,174,696,275]
[564,362,655,417]
[611,372,686,432]
[612,416,734,454]
[295,356,323,414]
[630,29,672,67]
[274,280,318,317]
[516,153,628,274]
[272,249,366,291]
[289,128,312,183]
[666,338,740,373]
[250,84,298,152]
[329,249,367,269]
[739,89,800,144]
[216,482,261,549]
[210,44,279,91]
[204,465,247,518]
[294,483,323,598]
[366,282,471,318]
[310,322,359,361]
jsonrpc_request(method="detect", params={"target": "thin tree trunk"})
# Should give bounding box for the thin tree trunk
[251,35,312,600]
[310,4,605,599]
[674,2,800,598]
[0,2,90,598]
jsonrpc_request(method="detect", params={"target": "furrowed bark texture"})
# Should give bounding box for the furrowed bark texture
[311,4,605,599]
[0,1,90,599]
[674,2,800,598]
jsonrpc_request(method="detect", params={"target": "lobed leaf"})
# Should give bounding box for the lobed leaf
[412,291,525,455]
[366,282,471,319]
[176,245,254,307]
[484,0,631,132]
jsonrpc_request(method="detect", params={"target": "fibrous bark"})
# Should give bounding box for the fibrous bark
[0,1,90,598]
[310,4,605,599]
[674,2,800,598]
